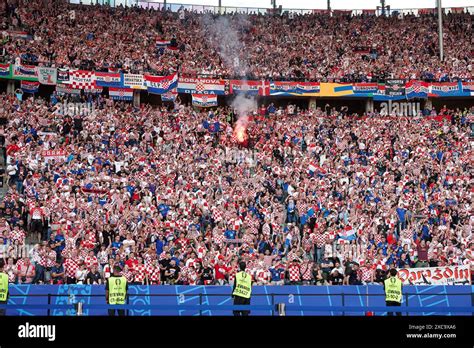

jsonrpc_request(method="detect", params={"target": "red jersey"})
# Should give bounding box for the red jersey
[214,264,228,280]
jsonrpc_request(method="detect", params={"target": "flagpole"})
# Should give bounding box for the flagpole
[437,0,444,61]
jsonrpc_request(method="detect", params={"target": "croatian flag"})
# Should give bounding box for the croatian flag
[145,73,179,94]
[0,63,10,76]
[308,163,326,177]
[95,72,122,87]
[461,82,474,96]
[21,81,40,93]
[161,89,178,102]
[156,40,171,48]
[192,94,217,107]
[338,226,357,241]
[109,87,133,101]
[8,31,32,40]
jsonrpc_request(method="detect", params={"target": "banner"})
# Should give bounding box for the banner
[192,93,217,107]
[397,265,471,286]
[429,82,462,97]
[418,8,437,14]
[7,31,32,40]
[270,81,320,96]
[109,87,133,100]
[95,72,122,87]
[461,81,474,96]
[230,80,270,96]
[319,83,354,97]
[337,226,357,243]
[0,63,11,78]
[145,73,178,94]
[57,68,70,84]
[68,70,96,90]
[0,65,473,100]
[294,82,320,95]
[56,84,81,95]
[352,83,379,96]
[156,40,171,46]
[42,149,67,163]
[385,79,406,97]
[123,73,146,90]
[12,64,38,81]
[21,81,40,93]
[177,77,226,95]
[405,80,429,98]
[161,89,178,102]
[37,67,57,85]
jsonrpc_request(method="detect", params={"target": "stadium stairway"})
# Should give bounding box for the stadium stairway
[0,147,6,201]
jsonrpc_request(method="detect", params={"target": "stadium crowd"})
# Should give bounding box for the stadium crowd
[0,0,473,81]
[0,91,472,286]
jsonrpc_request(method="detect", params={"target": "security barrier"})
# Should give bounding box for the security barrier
[4,284,473,316]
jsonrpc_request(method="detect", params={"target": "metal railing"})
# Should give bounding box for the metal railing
[67,0,474,16]
[5,291,473,316]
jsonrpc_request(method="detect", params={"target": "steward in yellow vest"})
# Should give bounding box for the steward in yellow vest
[384,268,402,316]
[0,261,9,316]
[106,266,128,316]
[232,261,252,316]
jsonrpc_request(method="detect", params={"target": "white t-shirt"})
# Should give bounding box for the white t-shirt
[7,164,17,176]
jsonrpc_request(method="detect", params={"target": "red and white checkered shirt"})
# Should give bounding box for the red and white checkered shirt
[30,207,44,220]
[187,269,199,285]
[288,263,301,282]
[64,258,79,278]
[178,265,188,282]
[300,262,313,281]
[360,266,374,282]
[45,250,57,268]
[311,233,326,248]
[146,264,161,283]
[121,269,134,282]
[159,252,167,261]
[84,255,99,269]
[9,229,25,244]
[262,223,271,236]
[134,263,147,283]
[255,269,270,284]
[212,233,225,246]
[38,251,47,267]
[302,237,313,252]
[286,250,297,262]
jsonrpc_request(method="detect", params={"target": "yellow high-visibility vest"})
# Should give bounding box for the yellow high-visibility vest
[108,276,127,305]
[233,271,252,299]
[0,273,8,302]
[384,277,402,303]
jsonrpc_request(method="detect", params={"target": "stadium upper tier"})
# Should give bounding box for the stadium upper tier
[0,1,472,81]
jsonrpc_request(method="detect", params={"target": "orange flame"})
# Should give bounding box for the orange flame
[234,122,248,143]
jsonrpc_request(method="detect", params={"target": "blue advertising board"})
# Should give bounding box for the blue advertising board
[5,285,473,316]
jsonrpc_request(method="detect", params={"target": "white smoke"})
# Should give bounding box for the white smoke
[202,14,250,76]
[201,14,258,133]
[231,93,257,121]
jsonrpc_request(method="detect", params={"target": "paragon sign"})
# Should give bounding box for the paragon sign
[397,265,471,285]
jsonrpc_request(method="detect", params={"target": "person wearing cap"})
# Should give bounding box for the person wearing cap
[232,261,252,316]
[0,260,9,316]
[106,265,128,316]
[384,268,402,316]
